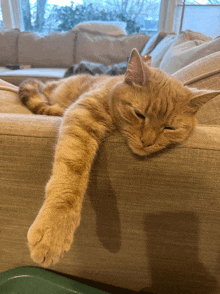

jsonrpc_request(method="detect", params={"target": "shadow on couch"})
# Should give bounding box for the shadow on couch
[142,212,218,294]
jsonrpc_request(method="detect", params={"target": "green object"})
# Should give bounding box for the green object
[0,266,109,294]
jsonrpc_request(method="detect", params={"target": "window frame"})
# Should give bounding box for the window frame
[1,0,180,34]
[177,0,220,34]
[1,0,23,29]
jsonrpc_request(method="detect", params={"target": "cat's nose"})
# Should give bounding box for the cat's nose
[141,132,156,147]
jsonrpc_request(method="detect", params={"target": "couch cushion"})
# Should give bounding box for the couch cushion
[174,29,212,46]
[0,29,20,65]
[72,21,127,35]
[172,51,220,125]
[1,113,220,292]
[18,30,77,68]
[0,79,32,114]
[160,30,215,74]
[150,34,176,68]
[0,68,66,86]
[75,30,151,66]
[141,31,167,55]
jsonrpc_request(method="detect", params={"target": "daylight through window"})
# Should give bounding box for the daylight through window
[20,0,161,35]
[178,0,220,38]
[0,6,3,28]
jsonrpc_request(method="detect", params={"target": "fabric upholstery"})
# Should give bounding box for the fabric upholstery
[18,30,77,68]
[1,113,220,292]
[141,31,167,55]
[0,79,32,114]
[174,29,212,45]
[160,29,215,74]
[0,29,20,65]
[75,30,151,66]
[72,21,127,35]
[172,51,220,125]
[150,34,176,68]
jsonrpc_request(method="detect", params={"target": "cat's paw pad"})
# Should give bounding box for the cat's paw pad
[27,209,80,267]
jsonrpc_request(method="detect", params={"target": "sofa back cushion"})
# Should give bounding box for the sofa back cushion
[172,51,220,125]
[150,34,176,68]
[75,29,151,66]
[72,21,127,35]
[18,30,77,68]
[141,31,167,55]
[0,29,20,65]
[160,30,214,74]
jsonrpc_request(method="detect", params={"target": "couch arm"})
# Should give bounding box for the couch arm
[1,113,220,292]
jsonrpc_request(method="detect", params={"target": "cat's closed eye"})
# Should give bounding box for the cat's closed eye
[164,126,176,130]
[135,109,145,120]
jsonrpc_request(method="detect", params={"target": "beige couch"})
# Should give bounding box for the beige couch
[0,27,151,85]
[1,28,220,293]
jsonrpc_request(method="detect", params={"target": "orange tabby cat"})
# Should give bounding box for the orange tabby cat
[18,48,220,267]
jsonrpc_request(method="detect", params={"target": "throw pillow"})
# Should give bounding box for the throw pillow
[150,34,176,68]
[160,30,214,74]
[141,31,167,55]
[72,21,127,35]
[172,51,220,125]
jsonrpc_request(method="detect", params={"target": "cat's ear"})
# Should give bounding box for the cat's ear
[189,88,220,112]
[125,48,151,86]
[141,55,152,66]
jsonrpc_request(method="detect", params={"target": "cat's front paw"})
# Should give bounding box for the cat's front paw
[27,205,80,267]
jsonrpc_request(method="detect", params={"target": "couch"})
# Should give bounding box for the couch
[1,27,220,293]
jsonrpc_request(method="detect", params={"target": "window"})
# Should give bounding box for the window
[177,0,220,38]
[19,0,161,35]
[0,5,3,28]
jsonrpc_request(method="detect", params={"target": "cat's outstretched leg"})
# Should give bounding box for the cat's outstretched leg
[18,78,64,116]
[26,95,113,266]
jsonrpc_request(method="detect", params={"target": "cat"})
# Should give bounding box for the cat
[18,48,220,267]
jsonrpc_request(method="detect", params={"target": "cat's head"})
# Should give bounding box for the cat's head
[111,48,220,156]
